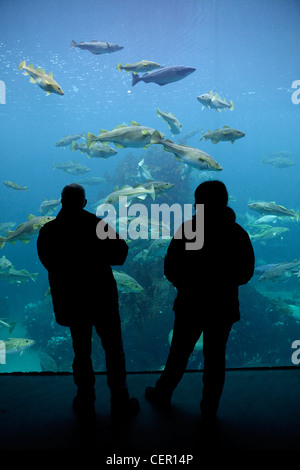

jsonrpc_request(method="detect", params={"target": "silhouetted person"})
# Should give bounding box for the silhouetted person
[37,183,139,419]
[145,181,255,419]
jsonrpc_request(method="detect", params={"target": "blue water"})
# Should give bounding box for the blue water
[1,0,300,372]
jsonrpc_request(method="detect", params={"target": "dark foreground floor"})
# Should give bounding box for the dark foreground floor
[0,368,299,456]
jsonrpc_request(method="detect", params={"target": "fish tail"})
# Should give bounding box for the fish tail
[116,62,122,71]
[31,273,38,282]
[157,108,162,117]
[296,211,299,222]
[70,40,77,49]
[18,60,26,71]
[132,73,140,87]
[0,237,6,249]
[150,130,163,145]
[86,132,98,149]
[149,184,155,201]
[70,141,78,152]
[229,100,234,111]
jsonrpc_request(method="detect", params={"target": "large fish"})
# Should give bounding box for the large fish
[70,40,123,55]
[0,267,38,284]
[55,134,85,147]
[70,141,117,159]
[0,318,16,334]
[112,270,144,293]
[131,65,196,86]
[200,126,245,144]
[134,181,174,197]
[86,121,165,150]
[18,61,64,95]
[197,91,234,111]
[117,60,161,74]
[258,259,300,281]
[150,131,222,171]
[0,214,54,249]
[3,181,28,191]
[4,338,35,355]
[157,108,182,135]
[103,184,155,207]
[248,201,299,221]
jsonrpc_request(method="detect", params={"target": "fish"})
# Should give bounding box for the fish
[4,337,35,355]
[116,60,161,74]
[64,164,91,175]
[262,157,296,168]
[248,225,289,242]
[197,91,234,111]
[258,259,300,281]
[157,108,182,135]
[52,160,90,175]
[131,65,196,87]
[38,198,61,215]
[0,255,13,272]
[134,180,174,197]
[0,214,55,249]
[38,351,58,372]
[200,126,245,144]
[18,61,64,95]
[103,184,155,207]
[55,133,85,147]
[86,121,165,150]
[112,270,144,293]
[76,177,105,186]
[254,215,278,225]
[150,131,222,171]
[137,158,154,180]
[70,39,123,55]
[70,141,117,159]
[0,267,38,283]
[3,181,28,191]
[0,222,16,234]
[0,318,16,333]
[248,201,299,220]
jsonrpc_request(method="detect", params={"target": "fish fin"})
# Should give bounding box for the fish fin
[150,130,162,144]
[19,239,31,244]
[113,186,119,191]
[137,195,147,200]
[231,140,234,144]
[229,100,234,111]
[138,158,145,167]
[48,72,54,79]
[132,73,140,87]
[149,184,155,201]
[8,322,16,334]
[0,238,6,249]
[211,139,219,144]
[29,76,36,84]
[70,40,77,49]
[116,62,122,71]
[130,121,141,126]
[18,60,26,71]
[157,108,162,117]
[121,185,132,190]
[70,141,78,152]
[9,240,17,245]
[27,214,36,220]
[113,124,127,129]
[141,130,150,136]
[115,143,125,149]
[86,132,98,149]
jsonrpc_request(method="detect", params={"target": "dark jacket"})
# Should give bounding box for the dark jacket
[164,206,255,325]
[37,208,128,326]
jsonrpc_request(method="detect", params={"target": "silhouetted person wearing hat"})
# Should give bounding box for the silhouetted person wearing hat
[37,183,139,419]
[145,181,255,419]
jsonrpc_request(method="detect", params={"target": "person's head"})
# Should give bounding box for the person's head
[61,183,87,211]
[194,180,228,210]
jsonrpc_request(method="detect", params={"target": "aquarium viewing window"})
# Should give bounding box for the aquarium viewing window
[0,0,300,373]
